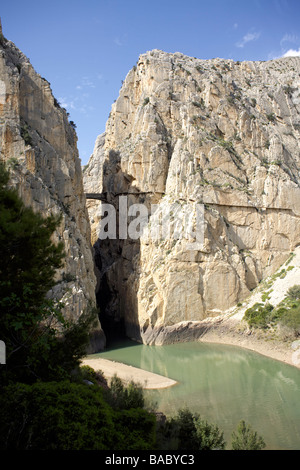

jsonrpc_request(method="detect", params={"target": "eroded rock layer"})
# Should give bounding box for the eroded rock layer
[84,49,300,344]
[0,29,105,351]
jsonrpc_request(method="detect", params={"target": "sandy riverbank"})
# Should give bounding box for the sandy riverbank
[81,357,178,389]
[198,315,300,369]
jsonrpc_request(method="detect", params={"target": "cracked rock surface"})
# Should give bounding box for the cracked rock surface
[84,50,300,344]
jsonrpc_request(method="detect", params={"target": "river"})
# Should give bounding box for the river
[93,339,300,450]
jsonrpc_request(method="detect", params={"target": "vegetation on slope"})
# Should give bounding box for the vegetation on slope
[244,285,300,339]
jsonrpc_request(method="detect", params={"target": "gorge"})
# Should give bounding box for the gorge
[1,25,300,356]
[83,49,300,346]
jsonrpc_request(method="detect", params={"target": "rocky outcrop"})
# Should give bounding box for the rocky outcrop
[84,50,300,345]
[0,25,105,351]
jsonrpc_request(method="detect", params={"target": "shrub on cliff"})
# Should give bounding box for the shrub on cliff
[244,286,300,338]
[278,304,300,338]
[244,302,274,329]
[287,285,300,300]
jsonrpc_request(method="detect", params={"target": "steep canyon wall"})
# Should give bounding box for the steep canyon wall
[84,50,300,344]
[0,27,105,351]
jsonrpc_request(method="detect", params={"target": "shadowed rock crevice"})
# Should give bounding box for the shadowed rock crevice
[87,145,145,344]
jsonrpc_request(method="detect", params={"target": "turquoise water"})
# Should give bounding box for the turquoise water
[93,339,300,450]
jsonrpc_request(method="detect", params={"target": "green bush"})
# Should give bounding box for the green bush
[105,374,145,410]
[231,420,265,450]
[266,112,276,122]
[0,381,113,450]
[156,408,225,450]
[279,304,300,336]
[244,302,274,329]
[7,157,20,169]
[78,365,108,388]
[287,285,300,300]
[0,381,156,450]
[192,100,205,109]
[20,123,32,146]
[114,408,156,450]
[244,284,300,338]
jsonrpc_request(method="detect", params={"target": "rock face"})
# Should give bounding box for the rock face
[0,26,105,351]
[84,49,300,344]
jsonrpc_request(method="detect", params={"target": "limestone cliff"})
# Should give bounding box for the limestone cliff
[84,49,300,344]
[0,26,105,351]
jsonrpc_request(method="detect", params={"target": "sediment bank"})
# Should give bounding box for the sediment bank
[81,357,178,389]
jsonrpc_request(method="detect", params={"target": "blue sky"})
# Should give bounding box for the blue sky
[1,0,300,164]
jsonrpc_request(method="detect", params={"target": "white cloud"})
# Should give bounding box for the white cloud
[280,33,299,46]
[58,97,76,110]
[81,77,96,88]
[114,34,128,47]
[236,31,261,48]
[282,48,300,57]
[114,37,123,46]
[57,73,103,118]
[267,32,300,60]
[76,74,102,91]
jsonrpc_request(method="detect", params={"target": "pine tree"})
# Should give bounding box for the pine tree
[231,420,266,450]
[0,162,96,383]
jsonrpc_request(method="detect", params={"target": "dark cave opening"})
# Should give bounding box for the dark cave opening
[96,271,126,347]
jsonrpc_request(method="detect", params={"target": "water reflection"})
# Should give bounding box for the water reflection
[95,339,300,450]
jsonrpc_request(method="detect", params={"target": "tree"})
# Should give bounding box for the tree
[157,408,226,450]
[0,162,97,383]
[174,408,200,450]
[0,162,64,300]
[106,374,145,410]
[0,380,156,450]
[231,420,266,450]
[194,415,226,450]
